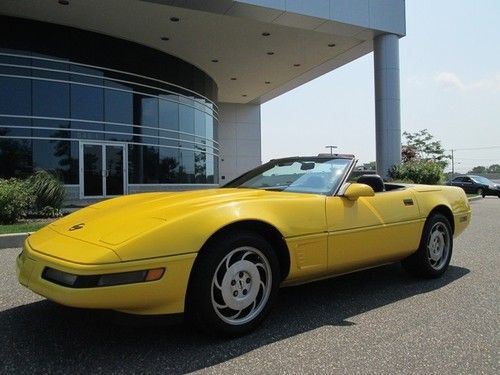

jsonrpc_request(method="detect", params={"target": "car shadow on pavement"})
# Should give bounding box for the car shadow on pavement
[0,263,469,374]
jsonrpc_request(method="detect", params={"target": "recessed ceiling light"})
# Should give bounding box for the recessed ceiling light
[211,59,219,63]
[265,81,271,84]
[242,94,247,97]
[160,36,169,41]
[293,63,301,67]
[170,17,180,22]
[328,43,336,47]
[230,77,237,80]
[58,0,69,4]
[262,32,271,37]
[267,52,274,55]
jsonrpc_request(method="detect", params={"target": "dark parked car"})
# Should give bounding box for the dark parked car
[447,175,500,197]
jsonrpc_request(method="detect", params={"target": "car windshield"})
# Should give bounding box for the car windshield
[471,176,493,184]
[224,157,353,195]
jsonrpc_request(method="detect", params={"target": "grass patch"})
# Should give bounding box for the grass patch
[0,219,54,235]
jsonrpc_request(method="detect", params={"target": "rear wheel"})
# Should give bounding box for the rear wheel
[186,231,280,336]
[477,188,485,197]
[402,213,453,278]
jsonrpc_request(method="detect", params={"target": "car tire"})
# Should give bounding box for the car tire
[186,230,280,337]
[477,188,484,197]
[401,213,453,278]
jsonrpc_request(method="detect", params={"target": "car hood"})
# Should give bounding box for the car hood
[39,188,283,250]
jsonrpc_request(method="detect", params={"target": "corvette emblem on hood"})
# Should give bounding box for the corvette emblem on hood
[68,223,85,231]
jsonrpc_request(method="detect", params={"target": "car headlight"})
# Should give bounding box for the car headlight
[42,267,165,288]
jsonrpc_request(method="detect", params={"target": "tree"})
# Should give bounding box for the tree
[360,161,376,170]
[402,129,449,168]
[487,164,500,173]
[468,166,487,174]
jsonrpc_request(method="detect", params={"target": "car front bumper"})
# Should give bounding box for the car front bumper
[16,240,196,315]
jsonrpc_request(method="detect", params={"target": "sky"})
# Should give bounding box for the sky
[261,0,500,173]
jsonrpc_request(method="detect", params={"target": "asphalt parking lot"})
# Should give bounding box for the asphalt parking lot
[0,198,498,374]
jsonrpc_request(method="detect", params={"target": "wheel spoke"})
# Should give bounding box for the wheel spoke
[214,301,228,309]
[214,274,223,290]
[241,251,253,260]
[228,309,243,319]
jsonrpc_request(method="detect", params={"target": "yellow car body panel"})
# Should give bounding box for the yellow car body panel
[17,183,471,315]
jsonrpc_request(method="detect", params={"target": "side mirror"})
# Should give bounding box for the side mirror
[343,183,375,201]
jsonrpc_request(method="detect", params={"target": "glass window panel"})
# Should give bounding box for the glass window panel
[32,81,70,117]
[195,149,207,183]
[0,64,32,76]
[141,146,159,183]
[70,64,103,85]
[136,95,158,143]
[206,154,215,184]
[159,95,179,134]
[213,119,219,141]
[159,148,179,183]
[179,150,195,183]
[71,123,104,141]
[128,145,140,184]
[0,117,31,137]
[104,80,133,141]
[205,114,213,140]
[179,133,195,150]
[179,105,194,135]
[214,156,219,184]
[32,119,70,139]
[195,109,206,138]
[127,145,159,184]
[0,49,31,65]
[71,84,104,121]
[33,139,77,184]
[0,138,32,179]
[0,77,31,115]
[31,53,69,80]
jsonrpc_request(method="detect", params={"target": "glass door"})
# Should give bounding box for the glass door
[80,143,126,198]
[105,145,124,196]
[82,144,103,197]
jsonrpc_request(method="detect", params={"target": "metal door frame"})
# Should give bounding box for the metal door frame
[79,142,128,199]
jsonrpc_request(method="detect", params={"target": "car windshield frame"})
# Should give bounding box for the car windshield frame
[223,156,356,196]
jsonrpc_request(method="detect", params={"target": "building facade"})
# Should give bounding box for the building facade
[0,0,406,201]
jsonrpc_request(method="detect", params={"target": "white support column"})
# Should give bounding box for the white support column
[374,33,401,179]
[217,103,262,184]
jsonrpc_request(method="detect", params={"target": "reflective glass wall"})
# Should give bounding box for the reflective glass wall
[0,17,219,187]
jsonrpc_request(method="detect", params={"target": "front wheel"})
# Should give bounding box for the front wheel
[186,231,280,336]
[402,213,453,278]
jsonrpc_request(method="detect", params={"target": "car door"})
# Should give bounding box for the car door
[451,177,464,188]
[461,177,475,193]
[325,188,422,274]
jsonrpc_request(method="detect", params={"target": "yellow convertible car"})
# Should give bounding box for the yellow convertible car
[17,155,471,336]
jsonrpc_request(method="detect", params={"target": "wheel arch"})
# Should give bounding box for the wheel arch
[427,205,455,234]
[195,220,290,281]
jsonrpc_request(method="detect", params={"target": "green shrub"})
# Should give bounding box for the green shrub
[29,170,65,212]
[0,178,32,224]
[36,206,63,218]
[389,160,445,185]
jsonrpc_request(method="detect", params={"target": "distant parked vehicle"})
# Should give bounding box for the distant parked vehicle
[447,175,500,198]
